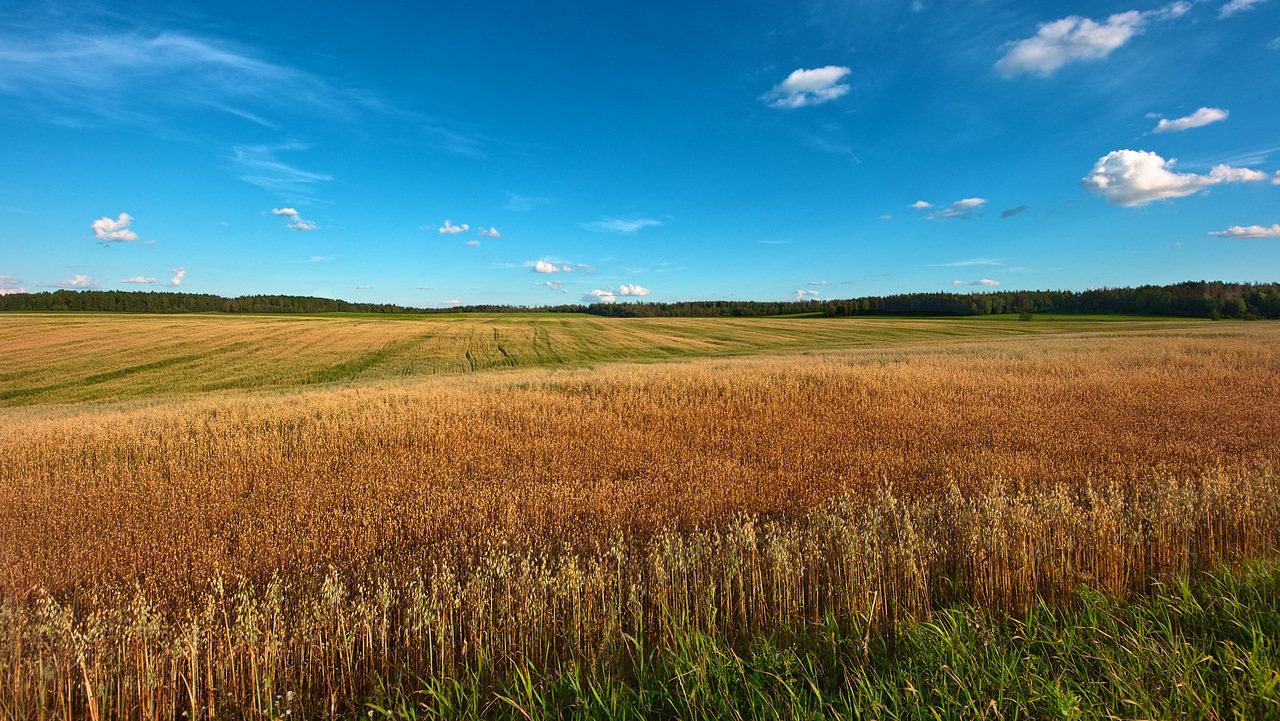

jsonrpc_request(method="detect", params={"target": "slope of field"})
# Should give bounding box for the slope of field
[0,312,1201,405]
[1,316,1277,719]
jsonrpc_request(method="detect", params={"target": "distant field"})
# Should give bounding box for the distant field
[0,311,1209,405]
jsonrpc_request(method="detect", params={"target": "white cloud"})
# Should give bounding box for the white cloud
[532,260,570,273]
[443,299,461,306]
[794,289,821,300]
[541,281,568,293]
[415,285,432,290]
[1274,171,1280,185]
[355,285,373,289]
[953,279,1001,286]
[761,66,852,109]
[0,275,26,295]
[271,207,317,231]
[1269,37,1280,50]
[43,274,98,289]
[121,276,157,284]
[932,258,1004,267]
[477,226,500,238]
[234,144,332,197]
[995,9,1161,77]
[618,283,650,296]
[909,201,933,209]
[437,220,469,234]
[877,214,893,220]
[1220,0,1268,17]
[1153,107,1228,133]
[581,218,661,233]
[1081,149,1268,206]
[91,212,138,243]
[583,288,616,303]
[1209,224,1280,238]
[503,192,550,212]
[926,198,987,220]
[168,267,185,286]
[465,240,481,247]
[808,280,827,285]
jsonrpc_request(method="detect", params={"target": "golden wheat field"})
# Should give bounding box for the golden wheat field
[2,313,1279,719]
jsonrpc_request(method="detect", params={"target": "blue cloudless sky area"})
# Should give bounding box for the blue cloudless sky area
[1,0,1277,306]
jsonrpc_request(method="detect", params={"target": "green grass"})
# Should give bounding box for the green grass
[0,312,1220,406]
[354,560,1280,720]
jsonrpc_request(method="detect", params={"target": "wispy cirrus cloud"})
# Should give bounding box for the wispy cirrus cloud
[581,218,661,233]
[236,144,332,198]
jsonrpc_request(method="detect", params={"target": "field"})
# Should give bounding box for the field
[2,313,1279,719]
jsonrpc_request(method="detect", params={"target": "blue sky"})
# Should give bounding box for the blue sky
[1,0,1277,307]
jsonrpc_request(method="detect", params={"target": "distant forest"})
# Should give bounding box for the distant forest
[2,281,1278,319]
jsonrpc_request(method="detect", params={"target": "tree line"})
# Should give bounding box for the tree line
[2,281,1278,319]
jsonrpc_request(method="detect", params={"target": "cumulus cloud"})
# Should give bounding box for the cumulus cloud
[1001,205,1031,218]
[794,289,821,300]
[953,279,1001,286]
[909,200,934,209]
[926,198,987,220]
[271,207,317,231]
[581,218,661,233]
[1220,0,1268,17]
[443,299,461,306]
[477,226,500,238]
[91,212,138,243]
[42,274,98,289]
[121,275,157,284]
[1153,107,1229,133]
[437,220,469,234]
[1081,149,1268,206]
[618,283,650,296]
[761,66,852,109]
[995,5,1188,77]
[465,240,481,247]
[0,275,26,295]
[168,267,185,286]
[583,288,616,303]
[532,260,571,273]
[1209,224,1280,238]
[541,281,568,293]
